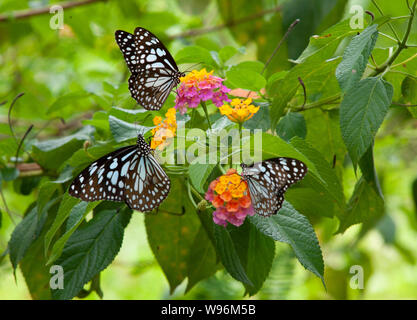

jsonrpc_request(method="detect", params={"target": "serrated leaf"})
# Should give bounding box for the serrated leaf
[340,77,393,165]
[51,208,131,300]
[250,201,324,284]
[20,202,59,300]
[335,24,378,92]
[9,207,47,271]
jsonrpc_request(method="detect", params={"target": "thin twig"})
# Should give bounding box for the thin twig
[169,6,282,39]
[7,93,24,142]
[371,0,401,43]
[0,0,107,22]
[261,19,300,75]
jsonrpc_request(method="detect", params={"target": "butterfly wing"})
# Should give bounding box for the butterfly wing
[69,143,171,212]
[115,27,180,110]
[242,158,307,216]
[69,145,137,202]
[123,153,171,211]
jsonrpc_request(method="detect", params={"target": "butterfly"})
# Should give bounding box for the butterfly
[115,27,185,111]
[241,157,307,217]
[69,134,171,212]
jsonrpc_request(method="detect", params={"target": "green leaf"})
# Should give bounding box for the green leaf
[219,46,238,63]
[9,207,47,271]
[51,208,131,300]
[186,226,220,292]
[46,91,91,115]
[269,57,341,129]
[304,109,346,181]
[243,104,271,132]
[37,182,59,217]
[337,176,384,233]
[0,167,19,181]
[283,0,348,59]
[175,45,217,68]
[47,200,100,265]
[250,201,324,284]
[229,221,275,295]
[335,24,378,92]
[44,193,80,256]
[401,76,417,118]
[109,115,151,143]
[226,64,266,91]
[276,112,307,141]
[188,163,216,194]
[31,126,95,171]
[145,204,201,293]
[295,19,364,63]
[213,224,253,286]
[340,77,393,165]
[20,202,59,300]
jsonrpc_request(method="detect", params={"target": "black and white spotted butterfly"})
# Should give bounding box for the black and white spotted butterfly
[241,157,307,217]
[115,27,185,111]
[69,134,170,212]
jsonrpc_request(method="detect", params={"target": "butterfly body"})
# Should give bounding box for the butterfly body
[69,135,170,212]
[115,27,184,110]
[241,157,307,217]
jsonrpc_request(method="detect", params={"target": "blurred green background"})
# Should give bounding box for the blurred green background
[1,0,417,299]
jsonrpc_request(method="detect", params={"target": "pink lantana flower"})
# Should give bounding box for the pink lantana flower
[175,69,231,114]
[205,169,255,227]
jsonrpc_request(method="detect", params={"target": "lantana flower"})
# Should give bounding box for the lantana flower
[151,107,177,150]
[219,98,260,124]
[174,69,231,114]
[205,168,254,227]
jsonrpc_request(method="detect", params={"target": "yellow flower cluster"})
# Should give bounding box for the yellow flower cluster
[151,108,177,150]
[219,98,260,124]
[179,68,214,85]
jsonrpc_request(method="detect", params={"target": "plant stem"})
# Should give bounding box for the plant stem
[292,93,341,112]
[200,101,212,129]
[371,0,417,77]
